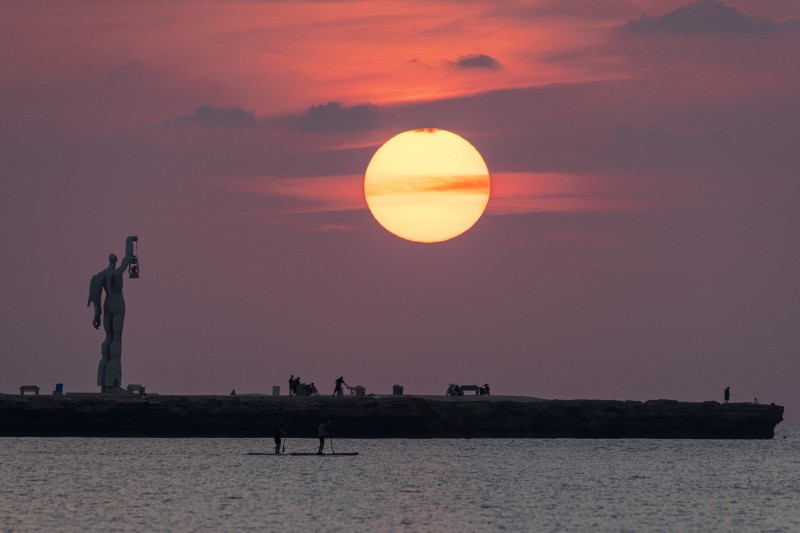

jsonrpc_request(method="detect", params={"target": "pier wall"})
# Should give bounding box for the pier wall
[0,395,784,439]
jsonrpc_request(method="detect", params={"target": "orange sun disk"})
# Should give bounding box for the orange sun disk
[364,128,491,243]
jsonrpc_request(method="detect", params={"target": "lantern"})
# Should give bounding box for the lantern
[128,241,140,278]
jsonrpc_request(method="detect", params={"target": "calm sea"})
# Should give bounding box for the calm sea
[1,425,798,532]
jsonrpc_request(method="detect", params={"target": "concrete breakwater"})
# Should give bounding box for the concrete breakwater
[0,394,784,439]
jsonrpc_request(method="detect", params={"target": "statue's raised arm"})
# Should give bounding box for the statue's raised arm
[116,235,138,276]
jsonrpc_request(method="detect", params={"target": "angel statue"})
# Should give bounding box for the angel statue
[87,235,138,392]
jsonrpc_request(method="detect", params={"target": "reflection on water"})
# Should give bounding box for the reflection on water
[1,426,799,532]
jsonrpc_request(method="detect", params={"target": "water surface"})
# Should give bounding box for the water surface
[2,425,798,532]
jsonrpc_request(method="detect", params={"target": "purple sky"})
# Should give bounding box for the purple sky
[1,0,798,421]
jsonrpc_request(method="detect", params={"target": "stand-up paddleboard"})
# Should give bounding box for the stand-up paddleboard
[246,452,359,456]
[246,452,289,456]
[290,452,359,456]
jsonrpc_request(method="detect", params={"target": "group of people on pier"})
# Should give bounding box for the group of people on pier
[288,375,349,397]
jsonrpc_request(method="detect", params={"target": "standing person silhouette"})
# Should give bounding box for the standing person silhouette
[317,419,330,454]
[87,235,138,393]
[274,420,287,454]
[333,376,349,397]
[724,386,730,404]
[288,375,295,396]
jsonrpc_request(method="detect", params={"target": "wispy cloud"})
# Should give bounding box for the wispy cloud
[226,174,364,215]
[447,53,503,70]
[294,101,381,133]
[161,104,259,129]
[488,172,657,215]
[224,170,662,221]
[365,175,490,197]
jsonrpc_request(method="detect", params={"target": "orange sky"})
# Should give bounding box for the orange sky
[2,0,799,420]
[0,0,623,117]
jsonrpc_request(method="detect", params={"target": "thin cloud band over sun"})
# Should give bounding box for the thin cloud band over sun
[364,175,491,196]
[223,172,653,221]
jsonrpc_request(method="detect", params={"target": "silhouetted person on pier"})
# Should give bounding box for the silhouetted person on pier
[333,376,349,397]
[288,375,295,396]
[753,397,759,405]
[230,389,236,396]
[724,386,730,404]
[309,382,319,396]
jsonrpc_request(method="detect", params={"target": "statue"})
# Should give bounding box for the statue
[87,236,138,392]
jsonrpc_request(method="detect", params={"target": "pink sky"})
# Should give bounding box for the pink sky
[1,0,798,421]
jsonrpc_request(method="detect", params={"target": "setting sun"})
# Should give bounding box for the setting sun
[364,129,491,243]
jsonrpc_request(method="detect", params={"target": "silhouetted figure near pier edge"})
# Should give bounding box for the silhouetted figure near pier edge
[333,376,348,397]
[724,386,730,404]
[289,375,295,396]
[87,235,138,393]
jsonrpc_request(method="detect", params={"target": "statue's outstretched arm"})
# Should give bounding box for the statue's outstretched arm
[88,273,103,329]
[117,235,138,274]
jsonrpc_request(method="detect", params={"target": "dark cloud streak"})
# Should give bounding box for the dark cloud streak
[294,101,380,133]
[619,0,800,36]
[162,104,259,129]
[448,53,502,70]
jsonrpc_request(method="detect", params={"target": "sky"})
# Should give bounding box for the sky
[1,0,798,421]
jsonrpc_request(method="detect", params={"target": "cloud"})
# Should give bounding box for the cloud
[227,174,364,215]
[364,175,490,197]
[619,0,799,36]
[488,172,653,215]
[448,53,502,70]
[162,104,259,129]
[294,101,380,133]
[610,120,678,142]
[488,0,638,22]
[705,129,732,144]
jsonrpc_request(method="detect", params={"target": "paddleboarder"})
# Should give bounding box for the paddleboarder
[317,419,330,454]
[275,420,287,454]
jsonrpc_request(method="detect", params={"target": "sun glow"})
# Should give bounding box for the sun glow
[364,129,491,243]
